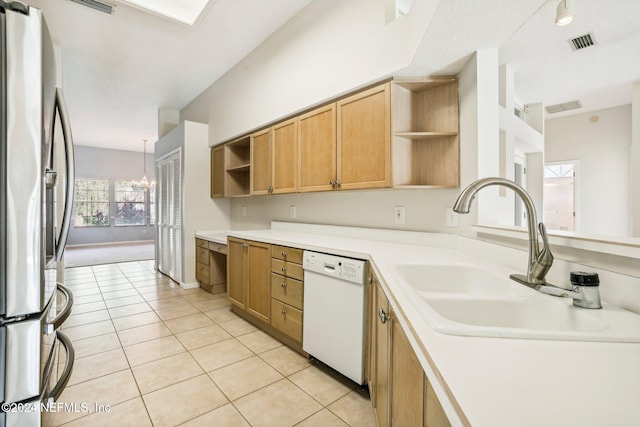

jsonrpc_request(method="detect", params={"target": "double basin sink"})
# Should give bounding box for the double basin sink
[396,264,640,342]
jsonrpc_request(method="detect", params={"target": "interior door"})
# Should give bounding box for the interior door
[156,149,182,283]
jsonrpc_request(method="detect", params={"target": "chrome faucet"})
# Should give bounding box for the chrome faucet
[453,177,554,288]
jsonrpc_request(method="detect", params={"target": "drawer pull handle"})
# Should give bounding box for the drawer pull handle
[281,308,286,315]
[378,308,390,324]
[281,282,286,288]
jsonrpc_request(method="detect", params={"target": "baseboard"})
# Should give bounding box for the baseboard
[66,240,154,249]
[180,281,199,289]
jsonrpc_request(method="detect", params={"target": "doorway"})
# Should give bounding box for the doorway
[543,161,578,232]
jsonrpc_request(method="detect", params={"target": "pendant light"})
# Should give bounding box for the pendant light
[555,0,574,26]
[138,139,150,191]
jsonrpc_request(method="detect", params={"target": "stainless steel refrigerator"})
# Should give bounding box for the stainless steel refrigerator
[1,1,76,426]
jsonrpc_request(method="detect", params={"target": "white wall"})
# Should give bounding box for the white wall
[155,121,231,287]
[632,82,640,237]
[545,105,632,237]
[180,0,440,145]
[180,0,471,233]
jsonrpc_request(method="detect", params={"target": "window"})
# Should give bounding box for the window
[74,179,110,226]
[149,184,156,225]
[114,181,146,226]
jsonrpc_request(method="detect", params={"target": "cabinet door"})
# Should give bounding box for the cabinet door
[298,104,336,193]
[373,282,390,427]
[246,241,272,323]
[227,237,246,309]
[272,118,298,194]
[391,311,425,426]
[210,145,225,198]
[251,128,272,195]
[337,83,391,190]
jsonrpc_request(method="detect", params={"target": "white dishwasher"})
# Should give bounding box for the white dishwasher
[302,250,367,384]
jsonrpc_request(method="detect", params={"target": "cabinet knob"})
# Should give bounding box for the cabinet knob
[335,180,341,187]
[329,180,336,185]
[281,251,286,257]
[281,282,286,288]
[281,267,286,273]
[378,308,390,324]
[281,308,287,315]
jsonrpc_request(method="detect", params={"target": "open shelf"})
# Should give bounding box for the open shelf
[394,131,458,139]
[226,163,250,172]
[224,135,251,197]
[391,78,459,188]
[225,136,251,170]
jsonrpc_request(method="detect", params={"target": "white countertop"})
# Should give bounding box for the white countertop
[195,226,640,427]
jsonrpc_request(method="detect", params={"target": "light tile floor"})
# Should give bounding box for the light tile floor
[56,260,376,427]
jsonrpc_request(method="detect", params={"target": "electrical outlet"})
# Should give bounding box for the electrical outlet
[446,207,459,227]
[290,205,297,218]
[241,206,247,217]
[393,206,405,224]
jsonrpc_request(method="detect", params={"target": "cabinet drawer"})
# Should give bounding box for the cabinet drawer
[271,245,303,264]
[271,259,303,281]
[196,261,210,283]
[209,242,227,254]
[270,299,302,342]
[196,238,209,248]
[196,247,210,265]
[270,274,303,309]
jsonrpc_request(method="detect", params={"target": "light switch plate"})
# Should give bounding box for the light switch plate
[290,205,297,218]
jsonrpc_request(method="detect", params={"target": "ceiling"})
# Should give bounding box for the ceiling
[20,0,313,152]
[499,0,640,118]
[17,0,640,152]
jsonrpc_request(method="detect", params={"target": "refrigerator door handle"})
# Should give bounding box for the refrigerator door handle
[47,331,75,402]
[44,283,74,334]
[54,87,76,262]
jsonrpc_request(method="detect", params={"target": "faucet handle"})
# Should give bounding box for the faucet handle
[529,222,554,285]
[536,223,553,265]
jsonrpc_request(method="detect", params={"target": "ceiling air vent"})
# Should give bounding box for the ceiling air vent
[69,0,114,15]
[569,33,596,51]
[545,100,582,114]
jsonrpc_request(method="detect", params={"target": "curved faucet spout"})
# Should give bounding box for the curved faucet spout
[453,177,553,286]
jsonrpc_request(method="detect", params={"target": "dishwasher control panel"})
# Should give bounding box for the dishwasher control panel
[302,251,366,285]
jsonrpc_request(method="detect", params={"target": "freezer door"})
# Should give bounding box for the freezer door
[2,7,58,318]
[2,283,73,405]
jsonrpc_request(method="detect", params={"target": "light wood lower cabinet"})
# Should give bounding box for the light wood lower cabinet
[195,238,227,295]
[270,245,304,343]
[369,272,452,427]
[227,237,271,322]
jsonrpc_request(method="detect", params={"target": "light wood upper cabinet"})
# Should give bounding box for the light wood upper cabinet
[272,118,298,194]
[215,78,458,197]
[337,83,391,190]
[298,103,337,193]
[210,145,225,198]
[251,128,272,195]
